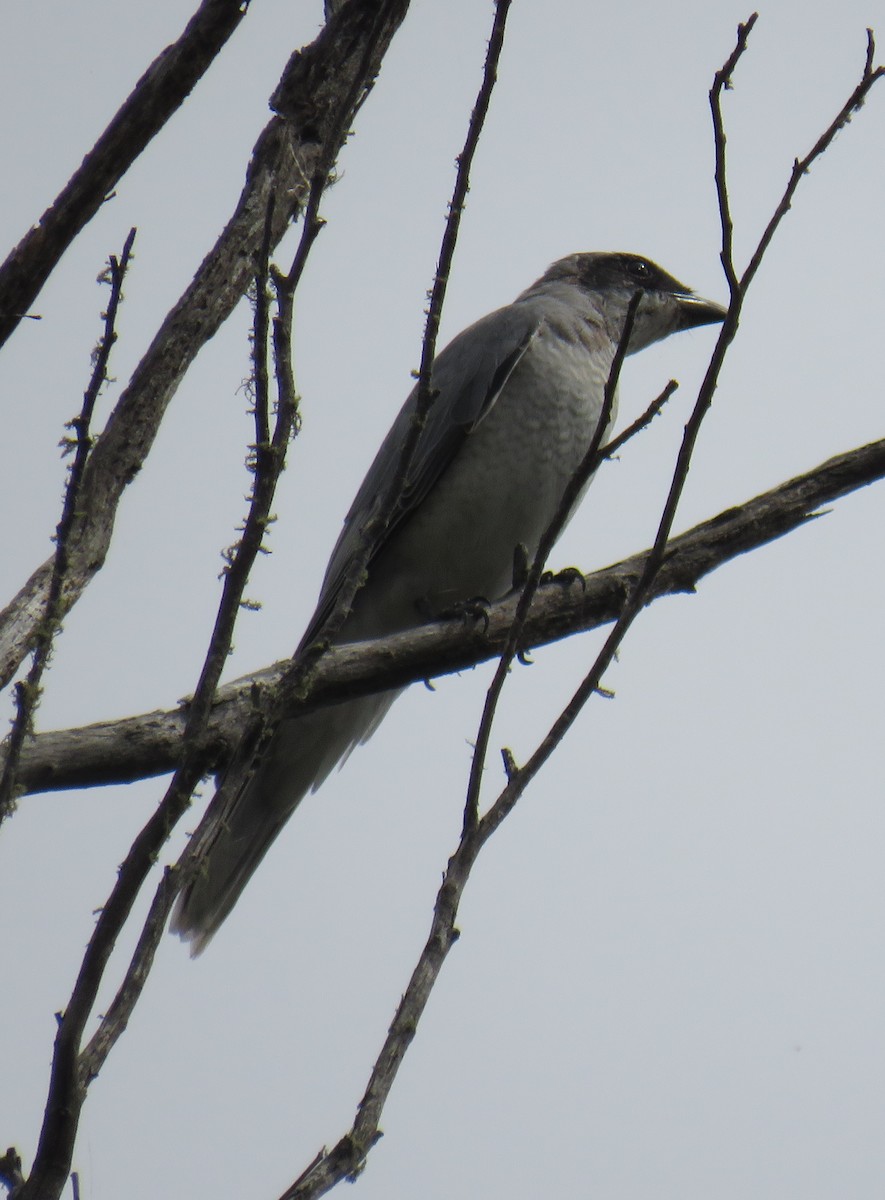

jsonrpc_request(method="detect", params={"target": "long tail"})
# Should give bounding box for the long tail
[171,690,398,954]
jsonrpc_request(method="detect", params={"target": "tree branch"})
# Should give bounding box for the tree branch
[0,0,411,692]
[7,7,412,1199]
[462,289,654,834]
[12,434,885,798]
[270,29,885,1194]
[468,11,883,851]
[0,0,248,350]
[168,0,515,899]
[74,194,303,1100]
[0,230,135,825]
[12,210,301,1200]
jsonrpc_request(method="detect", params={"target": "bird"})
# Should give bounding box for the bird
[171,251,725,953]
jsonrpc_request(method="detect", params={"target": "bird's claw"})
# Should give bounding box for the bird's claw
[540,565,586,591]
[440,595,492,632]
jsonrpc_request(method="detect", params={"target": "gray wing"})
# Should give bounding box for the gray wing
[299,300,541,648]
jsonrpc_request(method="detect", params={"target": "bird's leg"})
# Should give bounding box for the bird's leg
[511,542,530,590]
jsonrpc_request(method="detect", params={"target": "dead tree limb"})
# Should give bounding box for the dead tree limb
[11,434,885,798]
[0,0,248,349]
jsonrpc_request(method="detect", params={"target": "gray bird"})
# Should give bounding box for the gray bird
[172,251,725,952]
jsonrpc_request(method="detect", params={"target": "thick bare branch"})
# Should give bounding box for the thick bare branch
[0,0,248,349]
[0,0,411,692]
[12,435,885,798]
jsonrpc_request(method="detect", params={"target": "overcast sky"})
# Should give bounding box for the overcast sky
[2,2,885,1198]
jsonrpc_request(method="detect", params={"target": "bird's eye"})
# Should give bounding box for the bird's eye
[632,259,652,280]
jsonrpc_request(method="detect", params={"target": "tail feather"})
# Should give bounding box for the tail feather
[171,690,399,954]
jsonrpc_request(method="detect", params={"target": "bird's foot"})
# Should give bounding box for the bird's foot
[540,565,586,591]
[438,595,493,632]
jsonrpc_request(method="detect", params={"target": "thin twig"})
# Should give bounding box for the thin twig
[0,229,136,826]
[710,13,757,297]
[477,11,885,840]
[78,50,382,1070]
[181,4,414,830]
[77,196,298,1087]
[315,0,514,634]
[415,0,513,406]
[210,0,516,832]
[741,27,883,292]
[273,7,513,1198]
[278,23,884,1200]
[462,289,653,833]
[16,198,302,1200]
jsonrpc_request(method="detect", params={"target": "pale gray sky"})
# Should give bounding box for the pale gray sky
[2,2,885,1198]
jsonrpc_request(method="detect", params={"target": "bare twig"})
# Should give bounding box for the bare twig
[710,12,758,296]
[462,289,657,833]
[76,199,291,1088]
[325,0,515,633]
[16,192,304,1199]
[76,175,331,1088]
[740,26,884,292]
[335,0,516,644]
[474,12,885,836]
[0,230,136,826]
[415,0,512,405]
[274,24,885,1200]
[74,0,415,1096]
[0,0,247,349]
[167,2,421,870]
[191,0,516,860]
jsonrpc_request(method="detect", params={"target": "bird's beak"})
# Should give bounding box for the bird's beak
[672,291,728,331]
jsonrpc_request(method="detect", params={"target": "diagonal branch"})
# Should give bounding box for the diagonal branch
[472,11,883,842]
[0,0,248,349]
[0,0,411,692]
[461,289,658,833]
[271,26,885,1199]
[415,0,512,405]
[73,68,377,1080]
[739,26,884,292]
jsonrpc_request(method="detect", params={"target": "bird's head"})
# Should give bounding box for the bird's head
[539,251,726,352]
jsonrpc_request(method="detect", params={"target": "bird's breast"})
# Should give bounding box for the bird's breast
[347,326,615,638]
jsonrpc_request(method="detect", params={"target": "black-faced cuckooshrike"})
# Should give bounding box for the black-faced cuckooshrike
[172,251,725,952]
